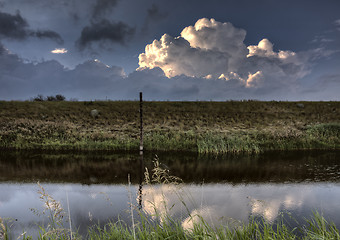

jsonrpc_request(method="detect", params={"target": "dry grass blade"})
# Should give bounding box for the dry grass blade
[151,156,183,185]
[0,217,6,240]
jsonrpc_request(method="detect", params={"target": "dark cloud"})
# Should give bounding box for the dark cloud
[147,4,167,21]
[76,20,135,50]
[0,10,63,44]
[30,30,64,44]
[0,42,4,54]
[71,12,80,23]
[0,10,28,39]
[92,0,119,20]
[142,4,168,33]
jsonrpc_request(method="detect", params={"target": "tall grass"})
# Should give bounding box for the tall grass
[4,213,339,239]
[306,123,340,148]
[196,123,340,153]
[0,217,8,240]
[28,182,76,240]
[1,124,339,153]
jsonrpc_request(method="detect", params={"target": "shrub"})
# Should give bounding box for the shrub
[55,94,66,101]
[47,95,57,101]
[33,94,44,101]
[32,94,66,102]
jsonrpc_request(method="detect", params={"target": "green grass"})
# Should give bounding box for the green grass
[1,101,340,153]
[3,213,336,240]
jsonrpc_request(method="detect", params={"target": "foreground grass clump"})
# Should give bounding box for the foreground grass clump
[2,213,338,240]
[0,101,340,153]
[87,213,340,240]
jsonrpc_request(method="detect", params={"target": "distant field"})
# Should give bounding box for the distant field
[0,101,339,153]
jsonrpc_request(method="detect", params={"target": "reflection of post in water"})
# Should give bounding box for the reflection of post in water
[138,148,144,209]
[138,92,143,210]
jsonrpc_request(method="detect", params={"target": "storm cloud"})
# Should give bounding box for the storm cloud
[147,4,167,20]
[0,10,28,39]
[142,3,168,33]
[30,30,64,44]
[0,10,63,43]
[92,0,120,20]
[77,20,135,50]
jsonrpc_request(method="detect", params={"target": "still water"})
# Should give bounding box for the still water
[1,150,340,237]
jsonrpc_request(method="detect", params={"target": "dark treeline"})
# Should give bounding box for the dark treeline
[32,94,66,102]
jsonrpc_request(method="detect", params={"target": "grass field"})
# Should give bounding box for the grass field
[0,101,339,153]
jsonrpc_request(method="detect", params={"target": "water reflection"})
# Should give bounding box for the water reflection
[0,183,130,237]
[1,150,340,238]
[1,150,340,183]
[2,182,340,238]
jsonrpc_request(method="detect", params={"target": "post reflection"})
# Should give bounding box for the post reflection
[137,150,144,210]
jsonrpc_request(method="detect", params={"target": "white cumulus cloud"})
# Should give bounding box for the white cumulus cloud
[138,18,247,79]
[247,38,296,61]
[138,33,232,78]
[180,18,247,72]
[138,18,308,90]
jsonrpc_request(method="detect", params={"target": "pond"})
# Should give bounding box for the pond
[1,150,340,238]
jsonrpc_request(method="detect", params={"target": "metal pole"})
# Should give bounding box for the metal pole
[138,92,143,209]
[140,92,143,152]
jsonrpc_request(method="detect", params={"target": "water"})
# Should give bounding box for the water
[1,150,340,237]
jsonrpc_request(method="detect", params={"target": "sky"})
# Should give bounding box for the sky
[0,0,340,101]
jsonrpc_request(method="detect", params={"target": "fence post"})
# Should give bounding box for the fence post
[140,92,143,152]
[138,92,143,209]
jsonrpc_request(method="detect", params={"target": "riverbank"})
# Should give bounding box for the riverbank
[0,101,339,153]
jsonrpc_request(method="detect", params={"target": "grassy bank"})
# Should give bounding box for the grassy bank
[0,101,339,153]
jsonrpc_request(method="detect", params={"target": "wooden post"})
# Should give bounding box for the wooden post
[139,92,143,152]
